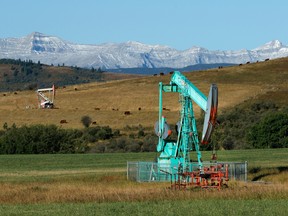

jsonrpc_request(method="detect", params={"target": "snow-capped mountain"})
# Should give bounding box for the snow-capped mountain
[0,32,287,69]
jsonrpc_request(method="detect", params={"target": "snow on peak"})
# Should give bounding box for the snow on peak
[267,40,282,48]
[23,32,74,53]
[254,40,283,51]
[125,41,144,45]
[29,32,46,38]
[1,32,288,69]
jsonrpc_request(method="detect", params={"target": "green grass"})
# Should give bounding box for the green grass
[0,152,156,172]
[0,152,155,182]
[0,199,287,216]
[0,149,287,176]
[202,148,288,168]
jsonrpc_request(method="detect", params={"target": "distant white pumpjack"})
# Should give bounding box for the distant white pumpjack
[36,85,55,109]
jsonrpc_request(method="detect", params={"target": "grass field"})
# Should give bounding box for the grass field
[0,149,287,215]
[0,58,287,215]
[1,199,287,216]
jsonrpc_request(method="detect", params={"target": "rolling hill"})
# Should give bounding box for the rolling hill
[0,59,141,91]
[0,57,287,132]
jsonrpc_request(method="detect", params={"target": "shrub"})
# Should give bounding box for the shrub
[210,101,285,149]
[246,112,288,148]
[126,143,141,152]
[0,124,114,154]
[141,134,157,152]
[81,116,92,128]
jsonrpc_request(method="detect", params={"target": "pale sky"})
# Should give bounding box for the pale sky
[0,0,287,51]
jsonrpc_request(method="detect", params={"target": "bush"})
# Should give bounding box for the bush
[126,143,141,152]
[82,126,113,143]
[210,101,286,149]
[246,112,288,148]
[0,124,73,154]
[141,134,157,152]
[81,116,92,128]
[0,124,114,154]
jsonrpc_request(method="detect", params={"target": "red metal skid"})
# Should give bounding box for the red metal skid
[170,164,229,190]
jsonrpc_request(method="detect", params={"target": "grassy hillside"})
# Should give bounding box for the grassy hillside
[0,59,140,91]
[0,57,287,132]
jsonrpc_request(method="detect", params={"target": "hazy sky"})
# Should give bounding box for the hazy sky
[1,0,287,50]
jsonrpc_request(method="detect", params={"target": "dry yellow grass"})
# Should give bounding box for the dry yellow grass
[2,57,287,131]
[0,173,287,204]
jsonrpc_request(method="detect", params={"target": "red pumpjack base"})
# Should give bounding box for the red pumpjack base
[170,164,229,190]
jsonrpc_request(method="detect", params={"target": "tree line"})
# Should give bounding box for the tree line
[0,122,157,154]
[0,124,112,154]
[0,58,105,91]
[0,102,287,154]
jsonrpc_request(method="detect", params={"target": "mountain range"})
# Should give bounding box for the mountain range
[0,32,288,69]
